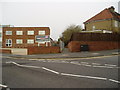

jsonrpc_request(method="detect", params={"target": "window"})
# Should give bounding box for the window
[27,39,34,44]
[39,31,45,35]
[16,31,23,35]
[114,21,118,27]
[92,26,95,30]
[6,39,12,47]
[6,31,12,35]
[27,31,34,35]
[16,39,23,44]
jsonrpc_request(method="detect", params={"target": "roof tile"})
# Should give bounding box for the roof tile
[84,7,120,24]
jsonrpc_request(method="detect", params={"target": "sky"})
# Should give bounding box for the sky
[0,0,119,40]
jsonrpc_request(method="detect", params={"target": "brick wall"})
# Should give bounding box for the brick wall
[0,49,11,54]
[27,46,60,55]
[68,41,120,52]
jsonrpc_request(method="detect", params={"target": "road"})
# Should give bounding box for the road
[1,55,120,88]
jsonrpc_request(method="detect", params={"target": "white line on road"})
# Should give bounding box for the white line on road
[105,64,117,67]
[84,65,92,67]
[61,73,107,80]
[81,62,89,64]
[6,61,120,84]
[109,79,120,84]
[93,65,108,68]
[71,62,92,67]
[92,65,117,68]
[42,67,59,74]
[0,84,8,88]
[70,61,80,64]
[6,61,59,74]
[70,62,118,68]
[92,63,101,65]
[6,61,41,68]
[20,65,41,68]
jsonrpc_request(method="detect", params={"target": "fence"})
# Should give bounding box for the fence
[70,33,120,41]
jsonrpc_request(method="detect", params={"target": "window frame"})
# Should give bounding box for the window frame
[39,30,45,35]
[27,31,34,35]
[6,31,12,35]
[16,39,23,44]
[114,21,118,27]
[27,39,34,44]
[16,31,23,35]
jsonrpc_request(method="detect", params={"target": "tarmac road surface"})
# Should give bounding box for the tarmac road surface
[1,55,120,88]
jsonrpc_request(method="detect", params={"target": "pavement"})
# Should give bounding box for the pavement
[1,49,120,59]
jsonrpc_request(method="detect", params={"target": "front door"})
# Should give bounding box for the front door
[6,39,12,47]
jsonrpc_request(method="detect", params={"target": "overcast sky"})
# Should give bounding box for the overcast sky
[0,0,119,40]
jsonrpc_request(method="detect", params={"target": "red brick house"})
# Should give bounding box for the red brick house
[2,27,51,48]
[84,6,120,33]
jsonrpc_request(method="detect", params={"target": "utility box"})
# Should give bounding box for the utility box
[80,45,89,51]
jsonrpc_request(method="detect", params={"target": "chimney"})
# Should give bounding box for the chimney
[108,6,115,12]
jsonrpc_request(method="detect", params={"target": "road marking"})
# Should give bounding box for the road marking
[92,63,101,65]
[6,61,59,74]
[62,61,118,69]
[5,61,120,84]
[20,65,41,68]
[81,62,89,64]
[61,73,107,80]
[61,61,69,63]
[41,60,47,62]
[70,62,91,67]
[105,64,117,67]
[6,61,41,68]
[0,84,8,88]
[84,65,92,67]
[42,67,59,74]
[109,79,120,84]
[70,62,118,68]
[92,65,117,68]
[70,61,79,64]
[72,63,82,65]
[105,67,114,68]
[93,65,108,68]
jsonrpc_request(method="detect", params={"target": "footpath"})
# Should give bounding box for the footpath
[1,49,120,59]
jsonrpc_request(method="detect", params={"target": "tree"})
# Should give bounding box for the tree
[60,24,82,46]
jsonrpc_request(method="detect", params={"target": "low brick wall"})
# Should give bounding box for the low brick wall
[68,41,120,52]
[27,46,60,55]
[0,49,11,54]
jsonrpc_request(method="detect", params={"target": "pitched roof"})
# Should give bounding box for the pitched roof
[84,6,120,24]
